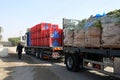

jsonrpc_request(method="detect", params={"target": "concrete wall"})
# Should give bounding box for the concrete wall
[1,41,12,46]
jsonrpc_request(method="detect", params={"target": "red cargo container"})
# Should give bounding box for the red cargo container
[40,23,51,30]
[37,24,41,31]
[31,32,36,40]
[46,38,62,47]
[36,39,38,46]
[40,30,45,38]
[45,28,63,38]
[32,33,35,39]
[34,33,37,40]
[30,27,33,33]
[33,40,35,46]
[32,33,34,39]
[36,24,41,31]
[35,39,37,46]
[31,40,33,46]
[44,38,47,46]
[40,39,43,46]
[31,27,34,33]
[39,31,42,39]
[51,24,58,30]
[38,39,41,46]
[59,29,63,38]
[36,31,40,39]
[44,30,48,38]
[34,25,37,32]
[32,26,35,33]
[29,23,63,46]
[32,40,35,46]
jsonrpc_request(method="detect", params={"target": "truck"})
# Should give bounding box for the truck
[24,9,120,78]
[63,13,120,78]
[24,23,63,60]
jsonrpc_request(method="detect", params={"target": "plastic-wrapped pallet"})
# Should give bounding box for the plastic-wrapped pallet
[74,21,85,47]
[101,15,120,48]
[84,18,102,48]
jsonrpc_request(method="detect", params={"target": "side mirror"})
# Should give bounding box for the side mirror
[22,36,26,40]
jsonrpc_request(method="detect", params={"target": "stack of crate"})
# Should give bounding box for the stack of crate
[30,23,63,47]
[31,25,37,46]
[44,24,63,47]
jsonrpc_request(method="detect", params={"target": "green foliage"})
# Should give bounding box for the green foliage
[107,9,120,17]
[8,37,21,46]
[93,20,101,28]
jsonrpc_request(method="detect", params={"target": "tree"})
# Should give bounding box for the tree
[8,37,21,46]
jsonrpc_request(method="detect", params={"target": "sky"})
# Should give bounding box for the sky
[0,0,120,41]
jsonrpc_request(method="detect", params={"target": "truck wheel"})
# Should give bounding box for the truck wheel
[66,54,79,72]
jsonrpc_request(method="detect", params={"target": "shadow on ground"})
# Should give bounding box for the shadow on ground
[0,53,119,80]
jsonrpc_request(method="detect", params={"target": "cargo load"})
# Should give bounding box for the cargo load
[64,10,120,48]
[29,23,63,47]
[64,18,102,48]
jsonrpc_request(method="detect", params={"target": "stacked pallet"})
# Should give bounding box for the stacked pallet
[64,9,120,48]
[27,23,63,47]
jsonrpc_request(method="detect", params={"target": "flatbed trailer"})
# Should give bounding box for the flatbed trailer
[64,45,120,78]
[25,46,63,59]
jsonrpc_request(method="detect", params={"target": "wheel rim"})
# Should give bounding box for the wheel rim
[67,56,73,68]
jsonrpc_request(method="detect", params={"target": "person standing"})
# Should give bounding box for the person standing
[16,43,24,59]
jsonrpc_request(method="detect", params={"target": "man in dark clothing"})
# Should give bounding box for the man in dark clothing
[16,43,24,59]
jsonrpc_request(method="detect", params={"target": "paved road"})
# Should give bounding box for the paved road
[0,47,119,80]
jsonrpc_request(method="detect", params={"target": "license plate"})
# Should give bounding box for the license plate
[52,52,60,58]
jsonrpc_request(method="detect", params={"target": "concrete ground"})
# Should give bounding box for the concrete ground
[0,47,119,80]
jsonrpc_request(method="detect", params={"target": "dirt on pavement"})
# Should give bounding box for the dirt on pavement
[0,47,60,80]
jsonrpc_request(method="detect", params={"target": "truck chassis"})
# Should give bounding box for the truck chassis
[25,46,63,60]
[64,47,120,78]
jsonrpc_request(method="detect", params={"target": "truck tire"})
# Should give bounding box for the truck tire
[65,54,79,72]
